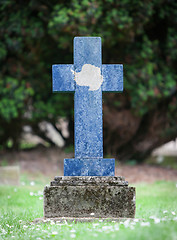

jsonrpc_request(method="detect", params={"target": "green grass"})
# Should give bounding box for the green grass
[0,180,177,240]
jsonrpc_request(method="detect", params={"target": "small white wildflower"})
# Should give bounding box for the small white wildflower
[7,196,11,199]
[134,219,139,222]
[50,221,55,225]
[124,219,130,228]
[102,226,113,231]
[38,191,43,196]
[149,216,155,219]
[140,222,150,227]
[70,229,76,233]
[90,213,95,216]
[30,181,35,186]
[171,211,176,215]
[93,223,99,227]
[114,225,119,231]
[52,231,58,235]
[163,210,168,214]
[154,218,160,224]
[19,220,23,223]
[30,192,34,196]
[99,219,103,222]
[36,228,40,231]
[173,217,177,221]
[70,233,76,238]
[6,224,9,227]
[12,236,15,238]
[39,197,43,200]
[23,225,28,228]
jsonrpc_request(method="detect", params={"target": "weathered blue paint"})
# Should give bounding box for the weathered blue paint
[102,64,123,92]
[64,158,115,176]
[52,37,123,176]
[74,37,103,158]
[52,64,75,92]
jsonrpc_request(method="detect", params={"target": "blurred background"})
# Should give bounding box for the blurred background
[0,0,177,183]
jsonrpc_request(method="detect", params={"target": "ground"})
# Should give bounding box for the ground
[0,147,177,240]
[0,146,177,183]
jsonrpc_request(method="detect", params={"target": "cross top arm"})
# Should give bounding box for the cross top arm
[52,64,123,92]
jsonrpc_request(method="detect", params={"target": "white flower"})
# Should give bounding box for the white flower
[154,218,160,224]
[30,192,34,196]
[124,219,130,228]
[92,223,99,227]
[38,191,43,196]
[134,219,139,222]
[163,210,168,214]
[52,231,58,235]
[30,181,35,186]
[114,224,119,231]
[90,213,95,216]
[171,211,176,215]
[70,233,76,238]
[70,229,76,233]
[140,222,150,227]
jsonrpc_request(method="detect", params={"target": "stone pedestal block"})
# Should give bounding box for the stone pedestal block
[43,176,136,219]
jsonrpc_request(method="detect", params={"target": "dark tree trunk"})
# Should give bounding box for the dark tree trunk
[103,91,177,162]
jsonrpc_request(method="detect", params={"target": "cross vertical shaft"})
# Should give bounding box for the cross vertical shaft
[74,37,103,158]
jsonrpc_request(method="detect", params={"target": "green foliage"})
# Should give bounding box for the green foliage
[0,77,34,121]
[0,0,176,149]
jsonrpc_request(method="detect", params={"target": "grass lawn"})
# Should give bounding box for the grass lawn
[0,178,177,240]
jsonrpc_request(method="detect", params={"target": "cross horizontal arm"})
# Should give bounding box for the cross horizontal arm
[52,64,75,92]
[102,64,123,92]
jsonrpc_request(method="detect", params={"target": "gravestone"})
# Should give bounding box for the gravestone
[43,37,135,220]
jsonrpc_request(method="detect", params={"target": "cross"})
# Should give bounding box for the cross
[52,37,123,176]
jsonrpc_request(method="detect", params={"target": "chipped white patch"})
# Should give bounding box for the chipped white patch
[71,64,103,91]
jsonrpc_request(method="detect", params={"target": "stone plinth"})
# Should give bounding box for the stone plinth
[43,176,135,219]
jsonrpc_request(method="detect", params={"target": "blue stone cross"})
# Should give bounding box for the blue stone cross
[52,37,123,176]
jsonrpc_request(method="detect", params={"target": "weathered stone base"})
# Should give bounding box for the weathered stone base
[43,176,136,218]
